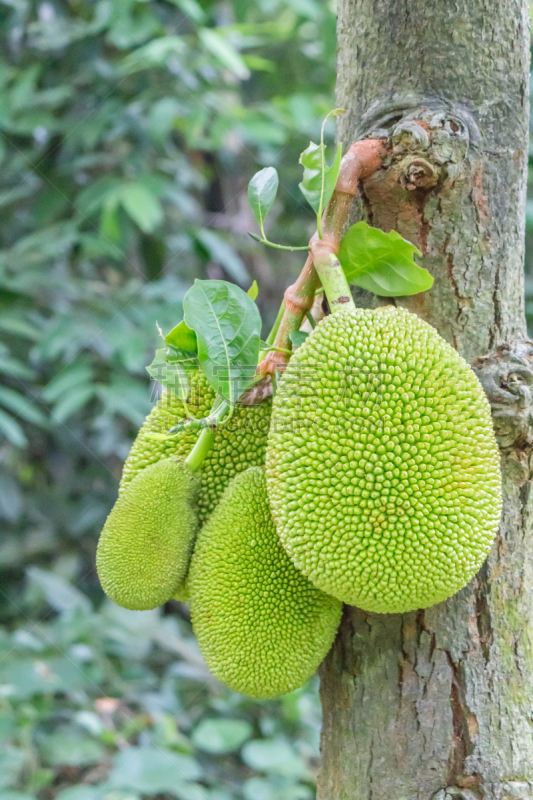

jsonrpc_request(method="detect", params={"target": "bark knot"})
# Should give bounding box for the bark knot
[473,341,533,484]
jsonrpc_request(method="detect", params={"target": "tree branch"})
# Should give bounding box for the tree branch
[258,137,389,377]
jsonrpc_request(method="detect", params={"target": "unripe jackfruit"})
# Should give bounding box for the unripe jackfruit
[97,458,199,610]
[266,307,502,614]
[120,371,271,523]
[189,467,342,698]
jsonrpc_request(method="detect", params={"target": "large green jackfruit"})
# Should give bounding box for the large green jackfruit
[266,307,502,614]
[189,467,342,698]
[120,371,271,523]
[97,458,198,610]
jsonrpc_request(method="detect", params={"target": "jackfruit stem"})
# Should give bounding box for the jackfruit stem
[257,138,387,376]
[185,426,216,472]
[265,300,286,347]
[312,243,356,314]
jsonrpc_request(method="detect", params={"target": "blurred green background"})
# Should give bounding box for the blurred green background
[0,0,336,798]
[0,1,531,799]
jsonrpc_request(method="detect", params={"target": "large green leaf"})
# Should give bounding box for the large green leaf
[338,221,433,296]
[183,279,261,405]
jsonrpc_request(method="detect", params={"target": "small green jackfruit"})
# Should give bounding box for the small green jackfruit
[189,467,342,698]
[96,458,199,610]
[266,307,502,614]
[120,371,271,523]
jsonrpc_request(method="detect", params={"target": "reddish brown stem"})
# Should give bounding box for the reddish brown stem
[258,137,388,377]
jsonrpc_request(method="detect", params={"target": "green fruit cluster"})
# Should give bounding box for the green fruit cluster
[95,306,502,698]
[120,370,272,523]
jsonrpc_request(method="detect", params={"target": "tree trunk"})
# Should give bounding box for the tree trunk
[318,2,533,799]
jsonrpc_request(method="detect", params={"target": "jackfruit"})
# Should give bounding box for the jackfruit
[97,457,199,610]
[120,371,272,523]
[189,467,342,698]
[266,307,502,614]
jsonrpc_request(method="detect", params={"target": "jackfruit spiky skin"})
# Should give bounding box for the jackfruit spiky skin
[266,307,502,614]
[120,371,271,523]
[97,458,199,610]
[189,467,342,698]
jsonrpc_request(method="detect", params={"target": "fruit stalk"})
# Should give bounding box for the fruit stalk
[311,240,356,314]
[184,425,216,472]
[258,137,388,376]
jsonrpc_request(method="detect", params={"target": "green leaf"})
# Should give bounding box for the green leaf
[74,177,122,216]
[120,36,186,74]
[241,739,308,779]
[51,384,95,424]
[248,167,279,234]
[0,749,26,790]
[164,0,206,23]
[191,718,252,754]
[108,747,202,793]
[195,229,250,285]
[298,141,342,217]
[0,388,47,427]
[146,348,193,402]
[338,221,434,297]
[0,353,35,381]
[0,314,39,340]
[41,360,93,403]
[242,779,313,800]
[289,331,309,348]
[39,733,104,767]
[100,198,122,243]
[0,657,94,699]
[119,183,163,234]
[183,279,261,405]
[198,29,250,80]
[165,321,198,352]
[26,568,91,614]
[247,280,259,301]
[165,330,201,401]
[0,410,26,448]
[0,792,37,800]
[55,787,125,800]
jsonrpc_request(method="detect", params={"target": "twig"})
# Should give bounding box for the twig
[257,137,388,377]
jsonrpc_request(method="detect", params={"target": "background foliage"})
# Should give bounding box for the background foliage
[0,0,336,796]
[2,0,533,798]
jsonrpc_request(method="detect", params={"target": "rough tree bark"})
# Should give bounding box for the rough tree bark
[318,2,533,799]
